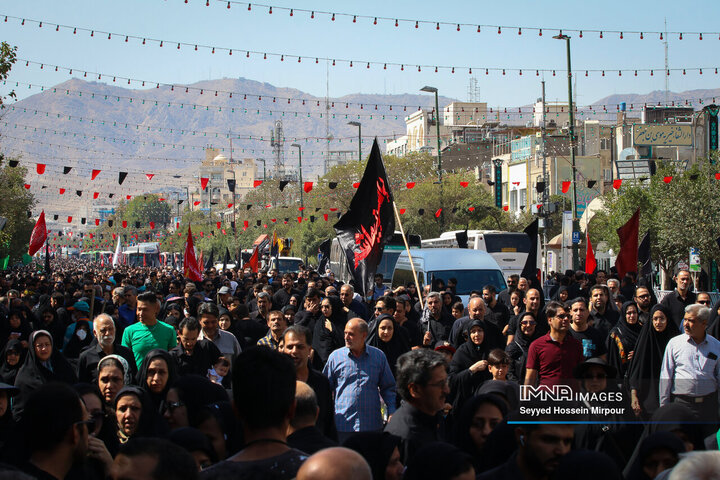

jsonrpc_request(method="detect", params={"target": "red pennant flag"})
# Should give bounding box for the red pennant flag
[352,182,360,188]
[299,207,305,211]
[200,177,209,190]
[149,222,155,230]
[222,229,227,234]
[503,206,509,211]
[585,231,597,274]
[112,234,117,240]
[183,226,203,281]
[193,201,201,206]
[406,182,415,189]
[28,211,47,256]
[247,245,259,273]
[91,169,101,180]
[460,181,469,188]
[435,208,443,218]
[253,180,263,187]
[122,221,127,228]
[67,216,73,223]
[613,179,622,190]
[243,221,249,228]
[24,184,30,189]
[615,209,640,279]
[95,219,100,226]
[59,188,65,194]
[663,176,673,184]
[271,219,277,223]
[126,195,132,200]
[561,181,571,193]
[146,174,154,180]
[297,217,303,223]
[323,214,329,221]
[176,222,180,229]
[216,222,222,229]
[330,208,338,212]
[227,203,233,208]
[303,182,313,193]
[93,192,99,199]
[399,208,406,214]
[200,232,204,237]
[36,164,46,175]
[468,207,475,212]
[715,173,720,180]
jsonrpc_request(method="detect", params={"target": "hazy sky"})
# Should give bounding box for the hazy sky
[3,0,720,108]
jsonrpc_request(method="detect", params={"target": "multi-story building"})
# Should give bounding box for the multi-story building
[190,148,258,211]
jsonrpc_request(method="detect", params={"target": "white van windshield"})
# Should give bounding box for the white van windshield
[427,270,506,295]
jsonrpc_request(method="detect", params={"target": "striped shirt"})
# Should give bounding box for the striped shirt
[257,333,281,350]
[323,345,396,433]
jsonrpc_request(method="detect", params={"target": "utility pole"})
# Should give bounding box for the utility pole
[554,33,580,271]
[541,80,549,280]
[421,86,443,226]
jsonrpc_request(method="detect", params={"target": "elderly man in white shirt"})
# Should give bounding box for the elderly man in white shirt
[660,303,720,431]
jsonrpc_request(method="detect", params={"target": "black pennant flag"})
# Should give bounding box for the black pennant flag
[118,172,128,185]
[45,241,51,274]
[333,139,395,296]
[520,218,540,288]
[227,179,236,193]
[109,193,114,198]
[63,166,72,174]
[135,222,141,229]
[81,218,86,225]
[223,248,230,270]
[246,204,252,210]
[536,181,546,193]
[328,182,338,190]
[108,220,113,227]
[53,215,59,220]
[279,181,290,191]
[76,190,83,197]
[205,248,215,270]
[8,160,18,167]
[587,180,597,188]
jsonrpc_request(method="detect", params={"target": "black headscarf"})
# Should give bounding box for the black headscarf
[0,339,24,385]
[186,296,202,318]
[627,304,678,416]
[555,449,623,480]
[62,319,94,359]
[449,320,492,412]
[625,431,685,480]
[171,374,228,427]
[512,312,540,351]
[607,301,642,377]
[343,431,401,480]
[367,314,410,376]
[114,385,166,441]
[454,393,508,471]
[312,295,346,367]
[403,442,473,480]
[12,330,78,419]
[136,349,178,413]
[0,309,32,352]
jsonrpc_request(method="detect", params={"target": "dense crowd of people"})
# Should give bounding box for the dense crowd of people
[0,258,719,479]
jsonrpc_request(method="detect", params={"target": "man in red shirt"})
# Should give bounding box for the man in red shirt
[524,301,583,387]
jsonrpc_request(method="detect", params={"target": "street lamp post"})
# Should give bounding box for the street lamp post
[256,158,266,206]
[553,33,580,271]
[348,121,362,162]
[420,86,443,226]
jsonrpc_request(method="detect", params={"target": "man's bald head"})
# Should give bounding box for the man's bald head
[290,381,319,430]
[296,447,372,480]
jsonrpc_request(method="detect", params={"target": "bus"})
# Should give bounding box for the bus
[122,242,161,267]
[329,232,422,286]
[421,230,533,278]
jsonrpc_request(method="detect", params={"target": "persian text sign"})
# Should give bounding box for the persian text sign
[632,124,692,146]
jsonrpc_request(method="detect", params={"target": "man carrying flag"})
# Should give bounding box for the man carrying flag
[333,139,395,297]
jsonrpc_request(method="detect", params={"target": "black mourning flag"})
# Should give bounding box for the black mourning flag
[108,220,113,227]
[227,179,236,193]
[587,180,597,188]
[328,182,338,190]
[53,215,59,221]
[8,160,19,167]
[45,241,51,274]
[520,218,540,288]
[135,222,141,229]
[76,190,83,197]
[63,166,72,174]
[536,181,546,193]
[118,172,128,185]
[205,248,215,270]
[333,139,395,296]
[638,231,652,279]
[317,238,332,274]
[456,230,469,249]
[279,181,290,192]
[246,205,252,210]
[109,193,114,198]
[223,248,230,270]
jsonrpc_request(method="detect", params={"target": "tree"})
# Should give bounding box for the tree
[0,161,36,263]
[591,158,720,288]
[0,41,17,109]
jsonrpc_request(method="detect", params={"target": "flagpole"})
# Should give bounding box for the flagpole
[392,202,424,310]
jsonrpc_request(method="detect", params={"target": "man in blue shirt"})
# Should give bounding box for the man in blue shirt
[118,286,137,328]
[323,318,396,444]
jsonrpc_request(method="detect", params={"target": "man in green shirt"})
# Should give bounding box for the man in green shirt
[122,291,177,368]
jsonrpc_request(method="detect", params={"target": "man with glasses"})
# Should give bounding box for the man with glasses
[525,301,583,387]
[497,274,519,309]
[634,286,654,326]
[697,292,713,308]
[202,280,215,300]
[385,349,449,463]
[19,383,90,480]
